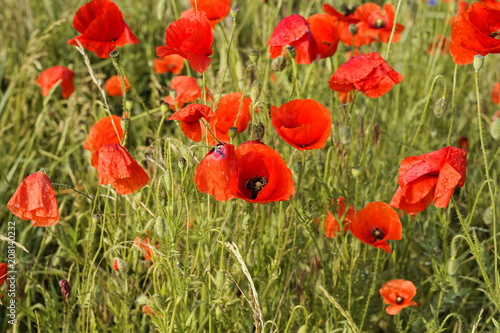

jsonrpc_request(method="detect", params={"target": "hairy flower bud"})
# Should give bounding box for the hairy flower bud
[230,6,240,19]
[352,166,361,178]
[433,97,448,118]
[483,206,494,225]
[340,126,351,144]
[272,56,286,72]
[113,257,128,273]
[252,121,265,141]
[216,270,225,290]
[447,257,458,276]
[251,80,262,102]
[153,293,167,311]
[136,295,150,305]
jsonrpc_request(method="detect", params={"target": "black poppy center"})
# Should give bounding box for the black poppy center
[490,31,500,40]
[396,296,404,304]
[371,227,385,242]
[246,176,268,199]
[374,19,386,29]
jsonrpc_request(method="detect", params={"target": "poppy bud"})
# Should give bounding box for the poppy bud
[349,23,358,36]
[352,166,361,178]
[298,325,308,333]
[215,305,223,320]
[109,50,120,59]
[433,97,448,118]
[286,45,296,59]
[228,126,238,139]
[483,206,494,225]
[113,257,127,273]
[59,279,70,300]
[249,49,259,62]
[160,101,168,113]
[231,6,240,19]
[136,295,150,305]
[216,270,225,290]
[473,54,484,73]
[447,257,458,276]
[153,293,167,311]
[491,119,500,141]
[252,121,265,141]
[162,171,172,191]
[125,100,133,111]
[340,126,351,144]
[154,217,166,237]
[251,80,262,102]
[178,157,187,171]
[272,56,287,72]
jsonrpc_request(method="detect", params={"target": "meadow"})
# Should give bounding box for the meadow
[1,0,500,332]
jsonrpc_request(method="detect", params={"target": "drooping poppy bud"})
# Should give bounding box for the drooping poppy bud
[113,257,127,272]
[272,56,287,71]
[97,143,150,195]
[7,171,59,227]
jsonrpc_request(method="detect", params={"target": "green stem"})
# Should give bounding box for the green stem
[446,64,458,146]
[360,249,381,331]
[384,0,403,59]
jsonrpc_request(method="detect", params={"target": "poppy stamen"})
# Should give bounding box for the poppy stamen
[246,176,268,199]
[396,296,404,304]
[490,31,500,40]
[371,227,385,242]
[374,18,386,29]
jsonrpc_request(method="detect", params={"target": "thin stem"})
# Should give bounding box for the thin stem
[360,249,381,331]
[384,0,403,60]
[446,64,458,146]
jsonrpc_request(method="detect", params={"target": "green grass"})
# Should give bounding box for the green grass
[1,0,500,332]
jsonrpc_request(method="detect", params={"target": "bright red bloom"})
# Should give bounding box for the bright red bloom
[134,236,152,261]
[36,66,75,99]
[450,3,500,65]
[168,103,215,142]
[98,143,150,195]
[0,263,6,297]
[349,201,402,253]
[113,258,119,271]
[428,35,450,55]
[307,14,340,59]
[355,3,405,44]
[493,82,500,105]
[104,75,130,97]
[379,279,418,315]
[163,76,203,110]
[210,92,253,144]
[181,0,231,27]
[323,4,375,47]
[7,172,59,227]
[271,99,331,150]
[142,306,156,316]
[83,115,124,169]
[234,141,294,203]
[480,0,500,10]
[68,0,139,58]
[194,141,295,203]
[329,52,403,98]
[153,54,185,75]
[194,144,238,201]
[156,11,213,73]
[390,146,467,215]
[319,197,355,238]
[267,14,320,64]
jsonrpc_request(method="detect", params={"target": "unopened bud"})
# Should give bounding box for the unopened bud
[286,45,296,58]
[433,97,448,118]
[351,166,361,178]
[251,80,262,101]
[473,54,484,72]
[160,101,168,113]
[349,23,358,36]
[249,49,259,62]
[228,126,238,139]
[153,293,167,311]
[447,257,458,276]
[162,171,171,191]
[154,217,166,237]
[178,157,187,171]
[483,206,494,225]
[59,279,70,300]
[216,270,225,290]
[340,126,351,144]
[491,119,500,141]
[125,100,133,111]
[136,295,150,305]
[215,305,223,320]
[113,257,128,272]
[272,56,287,72]
[230,6,240,19]
[252,121,265,141]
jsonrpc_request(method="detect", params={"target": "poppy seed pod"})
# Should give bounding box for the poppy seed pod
[340,126,351,144]
[230,6,240,18]
[272,56,287,72]
[474,54,485,72]
[251,80,262,101]
[433,97,448,118]
[351,166,361,178]
[349,23,358,35]
[59,279,70,300]
[249,49,259,62]
[491,119,500,141]
[160,102,168,113]
[178,157,187,171]
[286,45,297,58]
[228,126,239,139]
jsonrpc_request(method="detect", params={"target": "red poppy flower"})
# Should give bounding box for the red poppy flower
[168,103,215,142]
[428,35,450,55]
[338,91,354,104]
[267,14,320,64]
[113,258,120,271]
[181,0,231,27]
[480,0,500,10]
[0,263,6,297]
[7,171,59,227]
[36,66,75,99]
[194,144,238,201]
[318,197,355,238]
[83,115,124,169]
[153,54,185,75]
[210,92,253,144]
[98,143,150,195]
[307,14,340,59]
[68,0,139,58]
[156,11,213,73]
[450,3,500,65]
[390,146,467,215]
[142,306,156,316]
[194,141,295,203]
[349,201,402,253]
[379,279,418,315]
[493,82,500,105]
[328,52,403,98]
[271,99,331,150]
[323,4,375,47]
[134,236,152,261]
[104,75,130,97]
[354,3,405,44]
